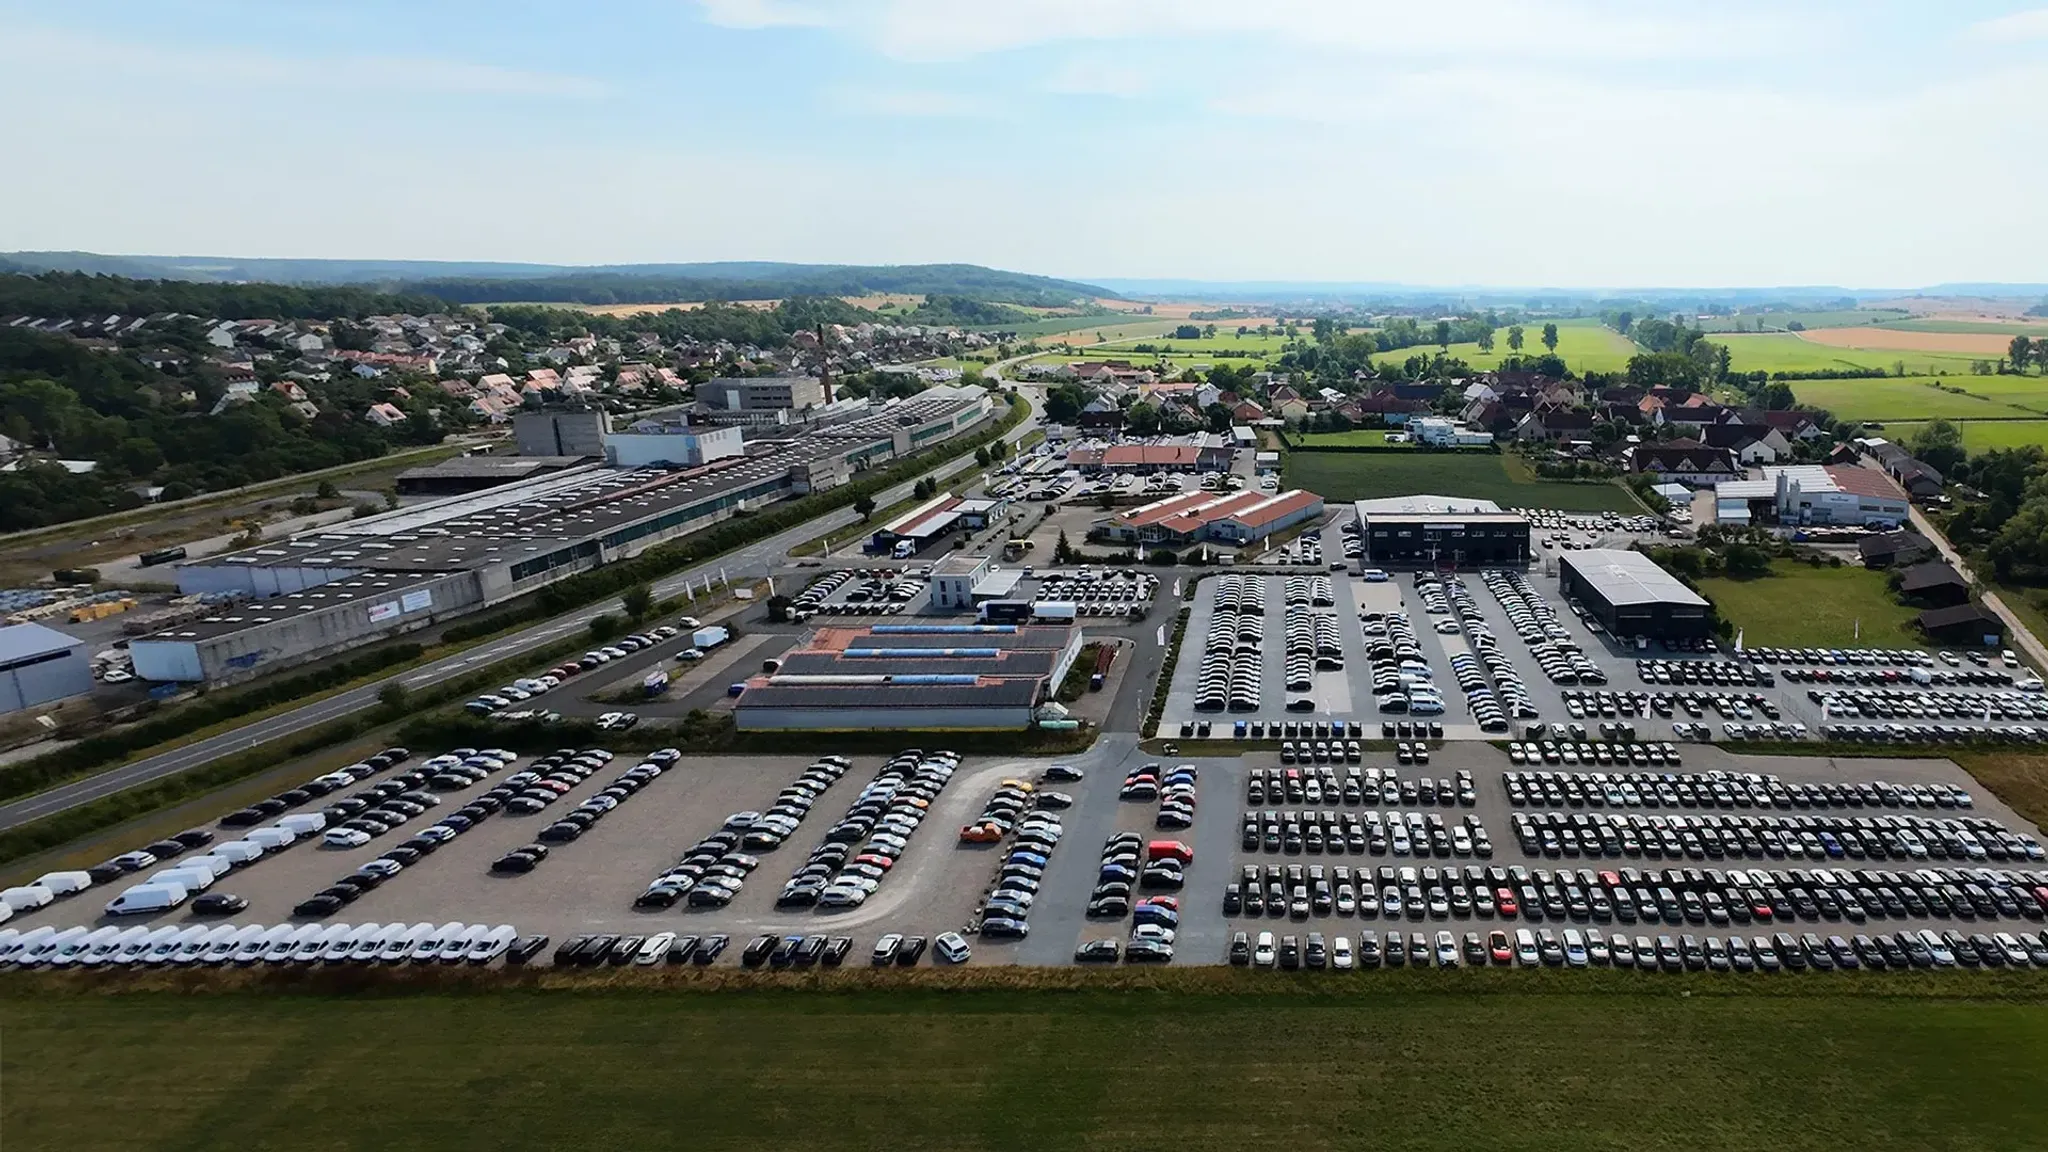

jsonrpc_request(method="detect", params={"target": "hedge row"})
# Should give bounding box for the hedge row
[0,643,424,805]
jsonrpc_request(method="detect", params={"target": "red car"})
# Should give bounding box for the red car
[1138,895,1180,912]
[1495,887,1519,917]
[1489,930,1513,964]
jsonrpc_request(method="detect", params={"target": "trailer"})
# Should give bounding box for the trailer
[1031,601,1078,623]
[137,546,187,568]
[691,625,730,650]
[1089,643,1117,691]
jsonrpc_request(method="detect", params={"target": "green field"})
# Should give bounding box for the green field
[1389,317,1638,375]
[9,983,2048,1151]
[1786,377,2032,421]
[1284,450,1640,512]
[1696,561,1924,648]
[1710,333,1988,377]
[1294,429,1412,448]
[1880,420,2048,453]
[1694,309,1909,333]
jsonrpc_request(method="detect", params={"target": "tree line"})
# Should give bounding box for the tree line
[0,271,449,321]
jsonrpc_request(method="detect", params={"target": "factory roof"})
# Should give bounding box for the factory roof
[393,455,593,482]
[803,625,1072,652]
[1355,495,1506,516]
[736,679,1042,711]
[132,572,454,643]
[775,650,1057,678]
[1561,549,1709,609]
[0,621,84,664]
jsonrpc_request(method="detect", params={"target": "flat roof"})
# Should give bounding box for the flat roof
[777,650,1055,678]
[737,679,1041,710]
[394,455,592,480]
[1561,549,1708,609]
[972,569,1026,598]
[1355,495,1505,516]
[0,621,83,662]
[133,573,455,643]
[932,554,990,576]
[803,625,1072,653]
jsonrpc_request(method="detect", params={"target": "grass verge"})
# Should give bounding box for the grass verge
[6,976,2047,1151]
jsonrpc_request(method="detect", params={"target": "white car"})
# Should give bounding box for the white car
[324,828,372,848]
[675,648,705,661]
[1331,936,1355,970]
[934,931,971,964]
[102,668,134,683]
[1252,931,1276,967]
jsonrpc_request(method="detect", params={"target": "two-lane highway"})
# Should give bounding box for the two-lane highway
[0,398,1039,831]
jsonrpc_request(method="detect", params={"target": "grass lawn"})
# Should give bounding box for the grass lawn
[1295,429,1412,448]
[1787,377,2029,421]
[1711,333,1986,377]
[1695,561,1923,648]
[1694,309,1909,333]
[1882,420,2048,454]
[1284,451,1641,512]
[8,984,2048,1152]
[1392,317,1637,376]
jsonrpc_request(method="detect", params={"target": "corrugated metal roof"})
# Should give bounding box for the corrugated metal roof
[0,621,84,663]
[1561,549,1708,609]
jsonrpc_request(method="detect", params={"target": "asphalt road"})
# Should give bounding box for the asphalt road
[0,399,1040,832]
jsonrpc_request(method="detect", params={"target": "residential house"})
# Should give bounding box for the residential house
[1514,409,1595,442]
[1753,409,1824,441]
[1625,440,1743,486]
[1857,530,1930,569]
[1701,423,1791,465]
[365,402,407,427]
[1269,386,1310,422]
[1231,400,1267,424]
[1355,394,1430,425]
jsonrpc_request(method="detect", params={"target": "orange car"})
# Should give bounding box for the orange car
[958,824,1003,844]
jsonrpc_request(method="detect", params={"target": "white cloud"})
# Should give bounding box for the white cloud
[1962,7,2048,43]
[709,0,1809,62]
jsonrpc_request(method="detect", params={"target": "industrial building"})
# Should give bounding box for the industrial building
[1096,489,1325,548]
[734,623,1082,730]
[0,622,93,714]
[131,394,996,685]
[929,555,993,609]
[701,375,827,413]
[1352,495,1531,568]
[603,420,745,469]
[393,455,593,497]
[1557,549,1712,640]
[867,495,967,555]
[1704,465,1910,529]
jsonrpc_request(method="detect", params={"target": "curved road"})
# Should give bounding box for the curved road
[0,394,1042,831]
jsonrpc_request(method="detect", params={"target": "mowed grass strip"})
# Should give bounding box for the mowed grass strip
[1694,562,1923,648]
[6,987,2047,1152]
[1787,377,2027,421]
[1882,421,2048,453]
[1284,451,1640,512]
[1295,429,1411,448]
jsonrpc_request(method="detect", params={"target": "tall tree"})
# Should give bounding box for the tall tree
[2011,335,2035,374]
[1434,320,1452,351]
[1506,325,1525,353]
[1476,328,1495,354]
[1541,323,1560,353]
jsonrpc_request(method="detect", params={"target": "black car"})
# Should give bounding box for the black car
[608,936,645,965]
[1125,940,1174,963]
[190,892,248,916]
[141,838,188,859]
[896,935,928,966]
[316,885,363,905]
[822,937,852,967]
[1074,939,1121,963]
[634,885,683,909]
[490,852,539,874]
[667,935,701,964]
[507,935,550,965]
[85,862,127,885]
[294,895,342,918]
[554,935,595,965]
[172,828,216,850]
[741,934,779,968]
[693,934,729,966]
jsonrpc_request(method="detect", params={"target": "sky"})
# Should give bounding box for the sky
[4,0,2048,289]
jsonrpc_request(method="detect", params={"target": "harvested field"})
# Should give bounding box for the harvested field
[1798,327,2016,356]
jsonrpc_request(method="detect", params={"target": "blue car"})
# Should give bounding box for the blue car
[1007,850,1049,869]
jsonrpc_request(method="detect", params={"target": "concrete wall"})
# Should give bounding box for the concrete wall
[515,410,608,457]
[605,424,744,468]
[170,570,486,684]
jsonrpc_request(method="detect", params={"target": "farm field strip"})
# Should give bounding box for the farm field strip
[1282,450,1640,512]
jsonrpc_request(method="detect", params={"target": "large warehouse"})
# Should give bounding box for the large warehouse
[734,623,1082,730]
[1353,495,1531,568]
[131,394,995,685]
[1097,489,1324,548]
[1557,549,1712,640]
[0,622,93,714]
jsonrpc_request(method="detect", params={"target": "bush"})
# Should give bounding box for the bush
[1147,549,1178,566]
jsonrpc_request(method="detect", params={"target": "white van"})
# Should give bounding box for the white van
[175,854,233,881]
[52,926,120,968]
[348,924,389,963]
[469,925,517,965]
[113,926,174,966]
[148,867,216,893]
[32,870,94,897]
[277,813,328,836]
[170,925,216,965]
[202,925,250,964]
[381,923,430,963]
[1,884,56,912]
[1,926,56,965]
[318,924,359,963]
[268,925,320,965]
[438,924,481,964]
[106,881,190,916]
[291,925,334,964]
[247,826,297,852]
[214,841,266,866]
[86,926,149,967]
[242,925,293,965]
[25,926,90,966]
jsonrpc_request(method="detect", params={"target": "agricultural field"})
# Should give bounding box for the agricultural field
[9,985,2047,1152]
[1284,450,1640,511]
[1785,378,2029,422]
[1693,309,1909,333]
[1389,318,1638,375]
[1878,318,2048,336]
[1695,561,1924,649]
[1031,317,1190,345]
[1710,333,1989,377]
[1294,429,1412,448]
[1799,327,2016,357]
[1089,330,1298,357]
[1879,420,2048,453]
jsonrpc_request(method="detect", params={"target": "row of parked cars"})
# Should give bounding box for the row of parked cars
[1818,722,2048,745]
[1509,807,2042,864]
[974,805,1063,941]
[1195,604,1263,712]
[1811,687,2048,722]
[496,751,677,871]
[0,921,538,969]
[1437,575,1540,726]
[1361,608,1442,716]
[1231,925,2048,971]
[1504,768,1972,811]
[1482,569,1605,686]
[1241,808,1492,858]
[1504,740,1684,770]
[1248,765,1470,808]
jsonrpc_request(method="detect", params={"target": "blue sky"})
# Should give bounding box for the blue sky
[4,0,2048,288]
